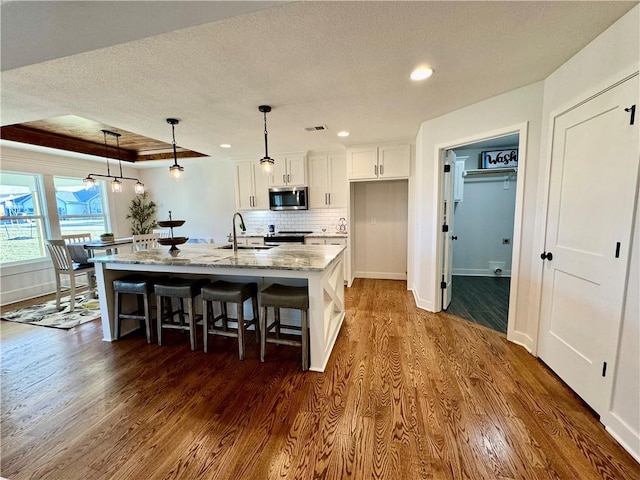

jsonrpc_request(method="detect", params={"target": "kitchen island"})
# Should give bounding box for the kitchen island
[91,243,345,372]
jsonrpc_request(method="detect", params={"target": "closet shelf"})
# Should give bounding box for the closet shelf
[463,167,517,177]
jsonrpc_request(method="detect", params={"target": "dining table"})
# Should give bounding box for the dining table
[83,237,134,256]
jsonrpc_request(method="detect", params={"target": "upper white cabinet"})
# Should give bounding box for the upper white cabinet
[308,153,347,208]
[235,160,269,210]
[269,153,307,187]
[347,144,410,180]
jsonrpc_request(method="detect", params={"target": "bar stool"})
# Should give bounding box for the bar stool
[113,275,155,343]
[201,280,259,359]
[155,278,208,350]
[259,283,310,371]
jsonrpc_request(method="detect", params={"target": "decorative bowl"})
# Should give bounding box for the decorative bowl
[99,234,114,243]
[157,220,185,228]
[157,237,188,246]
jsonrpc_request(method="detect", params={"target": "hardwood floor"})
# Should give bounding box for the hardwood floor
[447,275,510,333]
[1,279,637,479]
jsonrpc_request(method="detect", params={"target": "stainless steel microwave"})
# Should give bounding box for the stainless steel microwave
[268,186,309,211]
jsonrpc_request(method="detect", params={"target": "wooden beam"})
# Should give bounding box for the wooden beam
[1,125,138,162]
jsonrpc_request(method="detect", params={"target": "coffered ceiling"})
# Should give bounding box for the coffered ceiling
[1,1,636,165]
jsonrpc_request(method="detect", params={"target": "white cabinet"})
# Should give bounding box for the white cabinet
[269,154,307,187]
[305,237,348,281]
[308,153,347,208]
[347,144,410,180]
[235,160,269,210]
[304,237,347,246]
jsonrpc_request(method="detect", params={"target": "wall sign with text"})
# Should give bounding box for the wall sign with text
[481,149,518,169]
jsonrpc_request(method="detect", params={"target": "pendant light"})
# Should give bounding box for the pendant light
[83,130,145,194]
[167,118,184,181]
[259,105,274,174]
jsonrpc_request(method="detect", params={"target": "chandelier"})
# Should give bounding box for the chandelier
[83,130,144,194]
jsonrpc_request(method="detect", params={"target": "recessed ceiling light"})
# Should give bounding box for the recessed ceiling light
[220,144,231,148]
[337,131,350,137]
[410,67,434,81]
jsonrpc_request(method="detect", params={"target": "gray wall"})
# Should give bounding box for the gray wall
[452,147,518,276]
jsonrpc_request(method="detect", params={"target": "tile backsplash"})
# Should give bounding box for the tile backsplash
[241,208,347,234]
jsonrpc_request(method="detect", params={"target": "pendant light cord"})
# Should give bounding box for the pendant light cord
[171,122,178,166]
[263,111,269,158]
[116,134,123,178]
[103,130,112,177]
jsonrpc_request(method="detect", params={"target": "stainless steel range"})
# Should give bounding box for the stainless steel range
[263,230,312,246]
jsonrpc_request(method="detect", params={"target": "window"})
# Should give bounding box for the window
[54,177,109,238]
[0,172,47,264]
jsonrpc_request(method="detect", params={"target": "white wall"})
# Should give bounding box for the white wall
[353,180,408,280]
[452,147,517,276]
[0,145,137,304]
[139,157,236,243]
[536,6,639,460]
[411,82,544,339]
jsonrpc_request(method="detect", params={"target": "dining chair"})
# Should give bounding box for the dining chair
[152,229,171,238]
[46,239,96,312]
[132,233,160,251]
[61,232,92,244]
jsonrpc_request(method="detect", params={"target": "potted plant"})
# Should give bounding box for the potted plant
[126,191,158,235]
[100,232,114,242]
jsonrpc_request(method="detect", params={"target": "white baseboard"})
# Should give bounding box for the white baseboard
[604,414,640,462]
[1,281,56,306]
[354,271,407,280]
[409,287,434,312]
[506,330,534,353]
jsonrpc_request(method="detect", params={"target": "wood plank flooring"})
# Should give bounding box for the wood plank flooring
[447,275,510,333]
[1,279,638,479]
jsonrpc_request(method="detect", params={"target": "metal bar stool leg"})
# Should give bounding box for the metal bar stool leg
[260,306,268,362]
[157,294,164,346]
[203,297,210,353]
[237,302,245,360]
[187,296,197,351]
[252,294,260,343]
[114,290,121,340]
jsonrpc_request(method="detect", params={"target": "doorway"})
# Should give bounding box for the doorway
[445,135,518,333]
[435,124,528,338]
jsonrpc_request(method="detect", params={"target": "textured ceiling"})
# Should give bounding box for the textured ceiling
[1,1,636,166]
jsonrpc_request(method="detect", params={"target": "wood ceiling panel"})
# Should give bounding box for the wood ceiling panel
[0,115,206,162]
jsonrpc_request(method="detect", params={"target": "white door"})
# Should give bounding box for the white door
[538,75,639,414]
[441,150,456,309]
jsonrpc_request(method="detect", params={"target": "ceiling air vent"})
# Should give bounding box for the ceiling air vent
[304,125,327,132]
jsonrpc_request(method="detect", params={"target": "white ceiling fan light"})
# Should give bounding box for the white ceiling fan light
[410,66,434,81]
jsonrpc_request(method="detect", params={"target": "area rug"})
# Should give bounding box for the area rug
[1,296,101,329]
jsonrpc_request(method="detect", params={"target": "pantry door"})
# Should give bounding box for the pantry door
[537,75,638,414]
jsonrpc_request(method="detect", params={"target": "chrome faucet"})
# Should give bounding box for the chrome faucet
[232,212,246,252]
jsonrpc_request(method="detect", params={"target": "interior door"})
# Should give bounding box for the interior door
[538,75,638,414]
[441,150,456,309]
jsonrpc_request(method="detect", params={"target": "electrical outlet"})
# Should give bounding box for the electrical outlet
[502,238,510,245]
[371,217,376,225]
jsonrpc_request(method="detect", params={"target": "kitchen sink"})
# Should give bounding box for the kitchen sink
[217,245,274,250]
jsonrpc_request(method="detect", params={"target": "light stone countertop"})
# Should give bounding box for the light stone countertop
[91,243,345,272]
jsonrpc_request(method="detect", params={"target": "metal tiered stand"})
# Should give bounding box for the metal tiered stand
[157,211,188,256]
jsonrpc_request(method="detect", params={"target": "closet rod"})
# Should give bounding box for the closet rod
[463,167,517,177]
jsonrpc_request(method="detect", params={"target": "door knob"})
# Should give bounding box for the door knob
[540,251,553,261]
